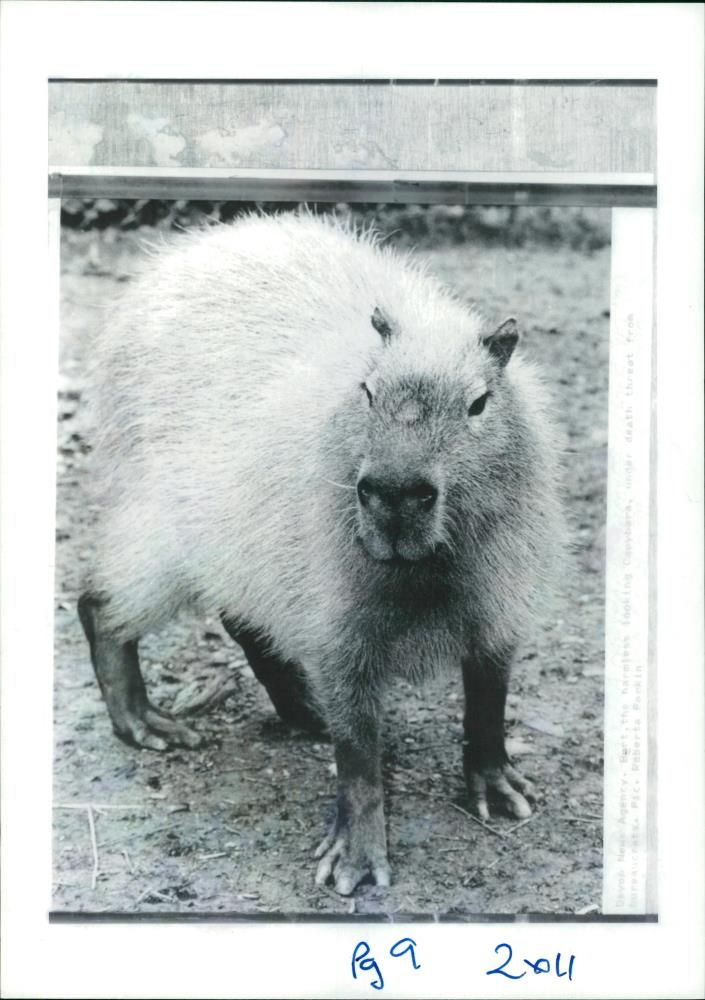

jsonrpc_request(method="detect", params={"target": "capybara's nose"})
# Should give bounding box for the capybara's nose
[357,476,438,514]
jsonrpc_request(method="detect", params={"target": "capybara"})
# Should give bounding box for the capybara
[78,211,563,895]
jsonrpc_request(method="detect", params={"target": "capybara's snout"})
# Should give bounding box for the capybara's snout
[357,474,438,514]
[356,467,443,562]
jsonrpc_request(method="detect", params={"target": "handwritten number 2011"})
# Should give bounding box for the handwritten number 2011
[352,937,420,990]
[487,942,575,981]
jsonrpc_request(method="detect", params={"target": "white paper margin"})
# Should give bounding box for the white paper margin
[1,3,703,999]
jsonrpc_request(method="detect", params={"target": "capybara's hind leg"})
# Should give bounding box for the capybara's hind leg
[221,615,326,734]
[78,594,202,751]
[461,648,536,820]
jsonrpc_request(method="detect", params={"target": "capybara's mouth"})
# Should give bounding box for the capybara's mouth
[355,533,438,565]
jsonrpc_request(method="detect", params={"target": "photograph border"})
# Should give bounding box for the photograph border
[47,77,651,923]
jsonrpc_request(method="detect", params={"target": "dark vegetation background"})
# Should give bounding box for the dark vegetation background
[62,197,611,251]
[54,202,609,917]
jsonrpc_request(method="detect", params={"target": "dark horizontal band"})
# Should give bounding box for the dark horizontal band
[49,909,659,924]
[49,171,656,208]
[48,77,659,87]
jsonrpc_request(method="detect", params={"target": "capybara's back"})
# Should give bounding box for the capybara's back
[81,211,564,894]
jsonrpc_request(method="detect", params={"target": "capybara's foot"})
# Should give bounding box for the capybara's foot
[113,703,203,752]
[275,696,327,736]
[314,805,390,896]
[466,762,536,821]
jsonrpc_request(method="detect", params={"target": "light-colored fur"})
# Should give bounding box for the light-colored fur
[86,212,563,724]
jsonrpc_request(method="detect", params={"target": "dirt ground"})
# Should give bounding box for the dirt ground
[53,218,609,917]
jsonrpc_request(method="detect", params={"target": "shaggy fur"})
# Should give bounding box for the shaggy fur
[88,213,562,695]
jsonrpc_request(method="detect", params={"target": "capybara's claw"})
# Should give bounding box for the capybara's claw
[314,833,344,884]
[115,705,202,751]
[466,763,535,821]
[314,832,390,896]
[314,815,390,895]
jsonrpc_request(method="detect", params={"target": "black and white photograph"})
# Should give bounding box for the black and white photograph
[1,4,703,998]
[53,81,625,917]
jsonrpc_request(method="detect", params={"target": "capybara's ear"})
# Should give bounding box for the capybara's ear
[483,317,520,368]
[371,306,397,342]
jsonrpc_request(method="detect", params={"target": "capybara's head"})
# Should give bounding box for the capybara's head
[352,306,521,565]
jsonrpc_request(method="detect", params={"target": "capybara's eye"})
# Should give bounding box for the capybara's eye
[468,392,490,417]
[361,381,374,406]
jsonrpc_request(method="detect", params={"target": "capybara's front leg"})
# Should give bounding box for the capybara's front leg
[314,672,389,895]
[462,648,536,820]
[78,594,202,751]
